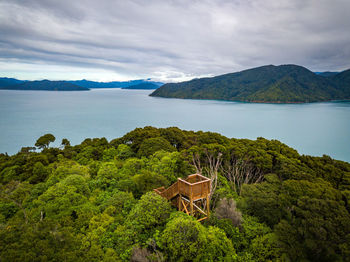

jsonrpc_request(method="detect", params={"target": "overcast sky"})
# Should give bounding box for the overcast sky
[0,0,350,82]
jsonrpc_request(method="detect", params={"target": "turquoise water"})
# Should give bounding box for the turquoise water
[0,89,349,162]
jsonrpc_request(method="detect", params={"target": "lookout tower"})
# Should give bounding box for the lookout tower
[154,174,211,221]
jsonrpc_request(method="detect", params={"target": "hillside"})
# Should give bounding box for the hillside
[316,71,339,77]
[0,127,349,261]
[121,82,159,90]
[0,78,163,91]
[70,79,163,88]
[332,69,350,97]
[0,77,25,88]
[151,65,350,103]
[0,80,89,91]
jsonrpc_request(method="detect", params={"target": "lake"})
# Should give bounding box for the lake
[0,89,349,162]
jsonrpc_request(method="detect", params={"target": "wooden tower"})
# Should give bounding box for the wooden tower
[154,174,211,221]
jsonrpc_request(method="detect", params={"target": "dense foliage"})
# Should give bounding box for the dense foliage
[151,64,350,103]
[332,69,350,94]
[1,126,349,261]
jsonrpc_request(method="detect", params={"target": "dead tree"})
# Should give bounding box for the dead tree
[221,156,263,195]
[190,146,223,203]
[192,151,202,174]
[203,149,223,202]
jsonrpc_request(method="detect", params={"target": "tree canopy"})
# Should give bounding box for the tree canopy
[35,134,56,150]
[1,127,349,261]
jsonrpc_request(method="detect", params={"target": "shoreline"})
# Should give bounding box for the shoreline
[149,94,350,104]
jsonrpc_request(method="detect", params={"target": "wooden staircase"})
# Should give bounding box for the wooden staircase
[154,174,211,221]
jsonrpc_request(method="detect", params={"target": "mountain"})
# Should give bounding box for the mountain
[121,82,160,90]
[0,78,164,91]
[331,69,350,97]
[0,77,25,88]
[150,65,350,103]
[316,71,339,77]
[70,79,163,88]
[0,80,89,91]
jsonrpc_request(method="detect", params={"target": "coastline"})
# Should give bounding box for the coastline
[149,94,350,104]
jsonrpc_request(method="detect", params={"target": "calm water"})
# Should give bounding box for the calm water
[0,89,349,162]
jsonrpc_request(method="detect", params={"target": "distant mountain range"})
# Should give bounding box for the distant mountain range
[315,71,339,77]
[150,65,350,103]
[121,82,159,90]
[0,78,162,91]
[0,79,88,91]
[68,79,163,89]
[2,65,350,102]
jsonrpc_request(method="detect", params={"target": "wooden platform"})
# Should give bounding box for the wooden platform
[154,174,211,220]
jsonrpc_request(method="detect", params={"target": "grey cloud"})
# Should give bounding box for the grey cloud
[0,0,350,81]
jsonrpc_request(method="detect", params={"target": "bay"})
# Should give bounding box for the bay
[0,89,349,162]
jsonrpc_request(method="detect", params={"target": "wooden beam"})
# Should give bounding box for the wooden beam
[182,197,207,216]
[192,202,207,216]
[178,178,192,185]
[178,194,182,211]
[190,186,193,216]
[190,180,211,186]
[206,195,210,217]
[197,217,207,222]
[181,199,189,215]
[193,173,211,181]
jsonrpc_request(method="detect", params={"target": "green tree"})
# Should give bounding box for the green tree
[275,197,350,261]
[132,170,169,198]
[0,181,32,224]
[116,144,134,160]
[128,192,171,233]
[102,148,118,161]
[92,162,121,190]
[138,137,176,157]
[160,213,236,261]
[34,174,94,222]
[29,162,49,184]
[35,134,56,150]
[61,138,70,147]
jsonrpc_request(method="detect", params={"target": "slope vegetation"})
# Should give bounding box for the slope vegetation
[151,65,350,103]
[0,127,349,261]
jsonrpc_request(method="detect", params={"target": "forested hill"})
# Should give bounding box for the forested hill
[1,126,349,261]
[0,78,163,91]
[69,79,163,89]
[332,68,350,93]
[0,79,89,91]
[0,77,25,87]
[150,64,350,103]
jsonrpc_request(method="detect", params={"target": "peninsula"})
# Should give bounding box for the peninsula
[150,64,350,103]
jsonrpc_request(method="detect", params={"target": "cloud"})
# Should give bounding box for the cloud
[0,0,349,82]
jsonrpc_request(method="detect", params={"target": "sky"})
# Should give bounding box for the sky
[0,0,350,82]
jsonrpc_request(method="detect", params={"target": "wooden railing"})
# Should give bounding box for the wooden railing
[159,180,179,200]
[154,174,211,220]
[155,174,210,201]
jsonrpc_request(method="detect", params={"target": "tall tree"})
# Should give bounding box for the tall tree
[35,134,56,150]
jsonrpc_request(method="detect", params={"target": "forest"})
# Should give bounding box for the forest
[151,65,350,103]
[0,126,349,261]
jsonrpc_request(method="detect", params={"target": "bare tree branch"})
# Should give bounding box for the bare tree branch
[221,155,263,195]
